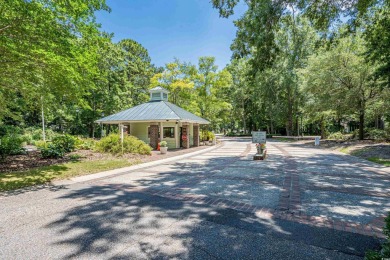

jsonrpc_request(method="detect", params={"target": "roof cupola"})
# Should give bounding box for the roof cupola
[149,86,169,101]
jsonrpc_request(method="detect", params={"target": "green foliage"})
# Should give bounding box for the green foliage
[52,135,77,153]
[34,140,48,149]
[95,133,152,155]
[0,125,23,136]
[367,128,389,141]
[0,134,25,160]
[159,141,168,147]
[69,154,82,161]
[24,127,57,142]
[226,131,236,137]
[38,134,77,158]
[327,132,346,141]
[76,138,96,150]
[201,130,215,141]
[40,144,65,159]
[365,5,390,88]
[365,212,390,259]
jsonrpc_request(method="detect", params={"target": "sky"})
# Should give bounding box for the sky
[95,0,247,70]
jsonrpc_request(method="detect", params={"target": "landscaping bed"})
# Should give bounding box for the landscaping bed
[301,139,390,166]
[0,144,215,192]
[0,149,145,173]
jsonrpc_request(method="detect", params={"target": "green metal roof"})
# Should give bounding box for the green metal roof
[96,101,210,124]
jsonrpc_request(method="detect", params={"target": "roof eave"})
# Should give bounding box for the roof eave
[95,119,210,124]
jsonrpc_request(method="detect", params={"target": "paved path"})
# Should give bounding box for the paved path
[1,139,389,259]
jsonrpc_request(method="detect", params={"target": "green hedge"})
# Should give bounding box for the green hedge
[95,134,152,155]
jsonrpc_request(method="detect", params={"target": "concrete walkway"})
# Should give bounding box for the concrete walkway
[0,139,388,259]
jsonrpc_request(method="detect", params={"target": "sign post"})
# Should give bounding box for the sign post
[120,125,127,154]
[252,131,267,160]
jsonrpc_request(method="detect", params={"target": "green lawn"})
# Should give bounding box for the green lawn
[0,159,140,192]
[272,137,298,142]
[366,157,390,167]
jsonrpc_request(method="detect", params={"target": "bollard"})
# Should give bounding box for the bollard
[315,136,320,146]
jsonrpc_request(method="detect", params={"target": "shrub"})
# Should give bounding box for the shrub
[327,131,346,140]
[52,134,77,153]
[0,134,25,160]
[0,125,23,136]
[367,128,389,141]
[69,154,82,161]
[95,133,152,155]
[37,134,78,159]
[24,127,57,141]
[226,131,235,137]
[22,133,34,145]
[351,129,360,139]
[40,143,65,159]
[365,212,390,259]
[76,138,96,150]
[34,140,48,149]
[201,130,215,141]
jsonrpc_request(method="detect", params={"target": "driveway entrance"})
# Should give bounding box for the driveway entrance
[0,138,388,259]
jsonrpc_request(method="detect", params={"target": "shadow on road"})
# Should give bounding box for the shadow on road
[45,183,380,259]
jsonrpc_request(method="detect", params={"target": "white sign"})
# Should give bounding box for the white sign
[252,131,266,143]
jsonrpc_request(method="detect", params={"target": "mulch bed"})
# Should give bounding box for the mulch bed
[0,144,217,174]
[0,151,72,173]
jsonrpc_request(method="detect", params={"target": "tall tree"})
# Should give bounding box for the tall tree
[301,32,381,140]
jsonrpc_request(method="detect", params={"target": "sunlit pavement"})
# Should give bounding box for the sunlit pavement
[1,138,388,259]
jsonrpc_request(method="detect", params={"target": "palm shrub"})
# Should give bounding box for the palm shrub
[95,133,152,155]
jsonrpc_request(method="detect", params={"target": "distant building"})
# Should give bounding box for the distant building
[96,87,209,149]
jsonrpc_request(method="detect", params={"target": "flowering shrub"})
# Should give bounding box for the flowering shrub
[256,143,266,149]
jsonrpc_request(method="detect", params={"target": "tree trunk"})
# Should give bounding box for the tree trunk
[320,116,326,139]
[359,110,365,140]
[287,89,293,136]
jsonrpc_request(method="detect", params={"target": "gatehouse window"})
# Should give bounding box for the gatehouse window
[163,127,174,138]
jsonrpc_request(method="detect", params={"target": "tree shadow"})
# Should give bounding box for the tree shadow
[44,184,379,259]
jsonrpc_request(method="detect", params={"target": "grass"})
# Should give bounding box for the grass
[366,157,390,167]
[0,159,140,192]
[272,137,298,142]
[339,147,351,154]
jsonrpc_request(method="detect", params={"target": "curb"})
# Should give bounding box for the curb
[54,142,224,185]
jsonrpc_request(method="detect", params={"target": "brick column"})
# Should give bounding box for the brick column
[149,124,159,149]
[193,124,199,147]
[182,124,190,149]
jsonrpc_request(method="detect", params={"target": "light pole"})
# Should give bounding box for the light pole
[41,96,46,141]
[101,112,105,138]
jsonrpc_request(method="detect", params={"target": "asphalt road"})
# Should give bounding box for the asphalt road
[0,138,387,259]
